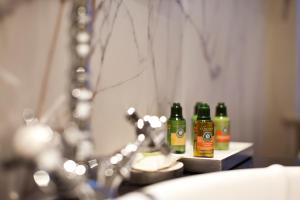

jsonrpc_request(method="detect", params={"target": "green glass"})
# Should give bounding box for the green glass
[214,116,230,150]
[193,119,214,157]
[214,102,230,150]
[167,103,186,154]
[193,103,214,158]
[191,102,203,144]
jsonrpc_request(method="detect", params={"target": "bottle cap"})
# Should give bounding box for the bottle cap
[215,102,227,117]
[197,103,211,120]
[170,102,183,118]
[194,102,203,115]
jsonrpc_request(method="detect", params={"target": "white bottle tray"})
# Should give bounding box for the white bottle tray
[173,142,253,173]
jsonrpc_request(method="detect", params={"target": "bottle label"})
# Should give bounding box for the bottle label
[171,132,186,145]
[168,120,186,146]
[197,132,214,151]
[194,121,214,152]
[215,120,230,143]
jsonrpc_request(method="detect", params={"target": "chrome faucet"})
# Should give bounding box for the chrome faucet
[1,0,171,199]
[97,108,171,198]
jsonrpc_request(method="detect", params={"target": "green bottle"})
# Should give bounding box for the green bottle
[192,102,203,143]
[167,103,186,154]
[214,103,230,150]
[193,103,214,157]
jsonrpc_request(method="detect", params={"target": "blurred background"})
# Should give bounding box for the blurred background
[0,0,298,165]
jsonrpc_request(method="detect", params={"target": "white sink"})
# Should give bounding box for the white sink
[118,165,300,200]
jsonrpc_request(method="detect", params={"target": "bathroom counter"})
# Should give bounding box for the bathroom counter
[118,142,254,195]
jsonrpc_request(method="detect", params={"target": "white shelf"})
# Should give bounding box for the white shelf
[174,142,254,173]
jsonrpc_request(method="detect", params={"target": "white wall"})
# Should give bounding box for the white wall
[0,0,297,159]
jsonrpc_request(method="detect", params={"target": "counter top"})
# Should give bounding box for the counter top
[119,142,254,195]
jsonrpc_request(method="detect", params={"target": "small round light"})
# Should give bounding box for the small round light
[14,124,54,159]
[22,109,36,124]
[127,107,135,115]
[76,44,90,58]
[110,156,119,165]
[125,143,138,152]
[121,148,129,156]
[76,31,90,43]
[72,88,93,100]
[75,165,86,176]
[8,191,19,200]
[143,115,151,122]
[104,168,114,177]
[115,153,123,162]
[137,119,144,129]
[120,167,130,178]
[64,160,77,173]
[159,116,167,123]
[33,170,50,187]
[74,102,91,120]
[149,116,162,128]
[137,134,145,142]
[76,67,85,73]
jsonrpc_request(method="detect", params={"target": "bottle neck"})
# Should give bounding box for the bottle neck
[214,116,229,120]
[197,116,211,120]
[216,114,227,117]
[170,103,183,119]
[170,114,184,120]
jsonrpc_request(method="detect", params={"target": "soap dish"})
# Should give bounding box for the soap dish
[128,161,184,185]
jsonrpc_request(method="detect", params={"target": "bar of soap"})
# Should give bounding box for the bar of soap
[132,152,180,172]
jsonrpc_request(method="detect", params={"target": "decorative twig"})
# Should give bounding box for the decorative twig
[36,0,66,118]
[96,67,146,93]
[176,0,221,79]
[147,0,161,108]
[40,94,67,124]
[123,2,144,64]
[92,0,123,99]
[89,0,109,57]
[93,0,106,23]
[91,1,146,95]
